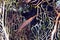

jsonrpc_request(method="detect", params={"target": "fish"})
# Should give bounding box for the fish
[17,15,36,34]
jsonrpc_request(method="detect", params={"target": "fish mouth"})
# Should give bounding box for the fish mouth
[56,6,60,12]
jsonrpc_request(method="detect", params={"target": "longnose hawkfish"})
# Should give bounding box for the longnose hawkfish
[17,15,37,34]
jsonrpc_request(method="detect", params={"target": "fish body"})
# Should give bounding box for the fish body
[17,15,36,33]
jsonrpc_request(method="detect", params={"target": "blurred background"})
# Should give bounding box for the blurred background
[0,0,60,40]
